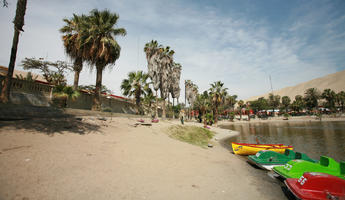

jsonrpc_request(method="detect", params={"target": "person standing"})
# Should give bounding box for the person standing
[179,109,185,125]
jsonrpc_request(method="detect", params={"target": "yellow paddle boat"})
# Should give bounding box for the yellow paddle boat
[231,142,293,155]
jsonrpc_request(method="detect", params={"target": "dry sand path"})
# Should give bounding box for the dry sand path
[0,117,287,200]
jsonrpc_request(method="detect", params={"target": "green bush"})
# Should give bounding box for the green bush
[168,125,214,148]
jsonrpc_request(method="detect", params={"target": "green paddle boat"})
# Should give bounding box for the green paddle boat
[273,156,345,180]
[248,149,317,170]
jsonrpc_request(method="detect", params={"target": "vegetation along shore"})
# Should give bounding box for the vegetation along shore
[1,1,345,199]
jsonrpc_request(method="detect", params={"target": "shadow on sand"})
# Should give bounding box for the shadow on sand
[0,104,103,135]
[0,117,102,135]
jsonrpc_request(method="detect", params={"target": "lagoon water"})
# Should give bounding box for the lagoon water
[221,121,345,162]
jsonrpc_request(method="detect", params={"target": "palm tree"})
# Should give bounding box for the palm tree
[336,91,345,112]
[81,9,126,110]
[144,41,175,119]
[60,14,87,90]
[268,93,281,116]
[121,71,149,114]
[304,88,321,112]
[194,91,211,126]
[170,62,182,107]
[226,95,237,112]
[0,0,27,103]
[209,81,228,125]
[281,96,291,113]
[159,46,174,118]
[142,87,155,116]
[321,89,336,112]
[144,40,162,117]
[291,95,305,112]
[185,80,198,119]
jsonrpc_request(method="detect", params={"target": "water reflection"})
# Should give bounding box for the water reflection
[221,121,345,161]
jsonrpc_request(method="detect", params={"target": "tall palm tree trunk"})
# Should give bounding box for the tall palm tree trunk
[172,98,175,119]
[215,106,218,125]
[155,90,158,118]
[73,71,81,90]
[73,58,83,90]
[0,0,27,103]
[167,93,170,118]
[135,91,141,115]
[161,90,166,119]
[92,65,103,111]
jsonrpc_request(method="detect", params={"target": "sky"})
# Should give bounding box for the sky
[1,0,345,101]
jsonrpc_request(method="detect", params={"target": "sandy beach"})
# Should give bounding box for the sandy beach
[0,116,288,200]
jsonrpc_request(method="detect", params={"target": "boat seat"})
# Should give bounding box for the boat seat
[320,156,329,167]
[295,152,302,159]
[340,162,345,175]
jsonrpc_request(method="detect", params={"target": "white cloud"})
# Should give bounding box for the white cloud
[1,0,345,102]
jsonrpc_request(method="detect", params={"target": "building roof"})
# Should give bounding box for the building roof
[0,65,47,83]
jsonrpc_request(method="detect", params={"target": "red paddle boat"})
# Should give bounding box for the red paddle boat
[285,172,345,200]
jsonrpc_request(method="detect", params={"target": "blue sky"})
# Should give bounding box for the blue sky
[1,0,345,101]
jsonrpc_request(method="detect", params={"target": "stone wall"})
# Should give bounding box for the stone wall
[0,76,53,107]
[0,75,136,114]
[66,92,136,114]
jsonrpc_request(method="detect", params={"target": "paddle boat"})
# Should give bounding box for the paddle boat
[248,149,317,170]
[231,142,293,155]
[151,119,159,123]
[285,172,345,200]
[273,156,345,180]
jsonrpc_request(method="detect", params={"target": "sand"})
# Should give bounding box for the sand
[246,69,345,102]
[0,117,288,200]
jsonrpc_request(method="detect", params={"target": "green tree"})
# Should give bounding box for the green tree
[60,14,88,90]
[81,9,126,111]
[237,100,244,120]
[142,87,156,116]
[336,91,345,112]
[304,88,321,112]
[268,93,281,116]
[121,71,150,114]
[290,95,305,112]
[281,96,291,113]
[194,91,212,126]
[249,97,268,113]
[53,85,80,101]
[225,95,238,112]
[0,0,27,103]
[21,58,72,86]
[79,84,111,94]
[321,88,336,112]
[209,81,228,125]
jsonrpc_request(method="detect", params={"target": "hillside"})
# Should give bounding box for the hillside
[246,69,345,102]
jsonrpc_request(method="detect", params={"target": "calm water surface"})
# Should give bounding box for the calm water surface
[221,121,345,162]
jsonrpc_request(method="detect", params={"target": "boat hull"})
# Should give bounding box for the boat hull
[285,172,345,200]
[231,142,293,155]
[248,149,316,170]
[273,156,345,180]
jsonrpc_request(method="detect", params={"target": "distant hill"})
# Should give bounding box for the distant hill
[245,69,345,102]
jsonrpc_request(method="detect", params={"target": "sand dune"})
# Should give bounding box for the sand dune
[246,69,345,102]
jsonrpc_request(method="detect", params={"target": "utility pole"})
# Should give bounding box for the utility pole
[269,75,274,94]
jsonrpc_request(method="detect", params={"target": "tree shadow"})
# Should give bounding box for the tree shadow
[0,117,102,135]
[0,103,106,135]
